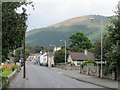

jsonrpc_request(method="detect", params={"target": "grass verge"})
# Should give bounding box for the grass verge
[1,70,12,77]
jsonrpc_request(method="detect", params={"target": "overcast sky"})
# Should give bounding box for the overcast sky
[26,0,120,31]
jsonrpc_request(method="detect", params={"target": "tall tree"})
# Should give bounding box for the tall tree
[69,32,92,51]
[2,2,33,62]
[104,2,120,80]
[92,35,112,60]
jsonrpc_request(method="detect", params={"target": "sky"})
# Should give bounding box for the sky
[25,0,120,31]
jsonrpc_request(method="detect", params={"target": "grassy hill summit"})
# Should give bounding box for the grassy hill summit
[26,15,110,47]
[50,15,106,28]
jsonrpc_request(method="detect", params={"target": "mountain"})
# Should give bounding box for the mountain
[26,15,110,47]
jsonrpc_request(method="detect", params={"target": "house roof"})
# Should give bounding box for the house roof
[69,52,94,61]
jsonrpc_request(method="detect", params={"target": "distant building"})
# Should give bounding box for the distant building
[67,51,95,66]
[40,52,48,66]
[48,52,54,67]
[37,47,61,67]
[53,47,61,52]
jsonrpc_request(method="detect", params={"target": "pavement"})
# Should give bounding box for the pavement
[8,61,104,88]
[50,67,119,89]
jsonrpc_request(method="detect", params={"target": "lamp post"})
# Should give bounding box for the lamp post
[89,16,103,78]
[60,40,66,64]
[100,16,103,79]
[23,33,26,78]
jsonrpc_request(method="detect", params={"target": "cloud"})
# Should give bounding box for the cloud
[26,0,120,30]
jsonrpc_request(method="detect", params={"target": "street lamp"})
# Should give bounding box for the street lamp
[100,16,103,79]
[23,32,26,78]
[60,40,67,64]
[89,16,103,78]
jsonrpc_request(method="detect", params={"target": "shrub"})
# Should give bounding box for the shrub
[67,62,72,64]
[1,76,9,88]
[12,65,20,71]
[80,60,97,68]
[67,62,75,66]
[54,49,68,64]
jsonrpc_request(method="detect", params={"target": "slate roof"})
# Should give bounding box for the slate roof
[69,52,94,61]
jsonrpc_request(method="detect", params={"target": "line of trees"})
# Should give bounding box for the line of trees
[54,32,92,64]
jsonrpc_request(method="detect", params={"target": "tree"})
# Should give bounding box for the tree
[54,49,68,64]
[92,35,112,60]
[68,46,84,52]
[92,40,101,59]
[2,2,33,62]
[26,44,44,54]
[69,32,92,51]
[14,48,23,62]
[33,46,44,53]
[104,2,120,80]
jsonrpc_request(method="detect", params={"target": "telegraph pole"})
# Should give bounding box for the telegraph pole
[23,33,26,78]
[60,40,67,64]
[100,16,103,79]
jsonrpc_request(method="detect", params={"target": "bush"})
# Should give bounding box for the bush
[54,49,68,64]
[1,76,9,88]
[67,62,75,66]
[67,62,72,64]
[12,65,20,71]
[80,60,97,68]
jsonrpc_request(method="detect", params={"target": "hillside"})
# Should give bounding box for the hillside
[26,15,110,47]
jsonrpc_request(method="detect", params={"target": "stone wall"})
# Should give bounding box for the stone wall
[56,64,116,80]
[55,64,79,70]
[80,65,116,80]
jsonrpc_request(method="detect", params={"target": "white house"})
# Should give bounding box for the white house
[39,52,48,66]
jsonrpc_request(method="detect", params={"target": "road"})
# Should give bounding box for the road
[9,61,103,88]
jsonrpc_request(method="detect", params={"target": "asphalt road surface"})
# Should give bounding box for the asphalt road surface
[9,61,103,88]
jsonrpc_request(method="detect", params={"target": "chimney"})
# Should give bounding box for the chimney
[84,50,87,55]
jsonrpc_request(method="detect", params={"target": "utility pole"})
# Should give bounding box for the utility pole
[23,33,26,78]
[60,40,67,64]
[100,16,103,79]
[89,16,103,78]
[65,40,66,64]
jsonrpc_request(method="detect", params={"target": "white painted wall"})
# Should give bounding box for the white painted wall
[48,56,54,67]
[39,52,48,64]
[67,55,74,63]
